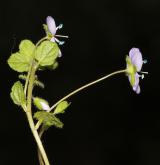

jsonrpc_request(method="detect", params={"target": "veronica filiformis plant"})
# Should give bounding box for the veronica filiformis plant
[7,15,148,165]
[7,16,70,165]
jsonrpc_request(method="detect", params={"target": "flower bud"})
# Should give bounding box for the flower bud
[33,97,50,111]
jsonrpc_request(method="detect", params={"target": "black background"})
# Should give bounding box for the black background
[0,0,159,165]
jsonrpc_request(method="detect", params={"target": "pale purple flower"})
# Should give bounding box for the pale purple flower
[46,16,68,45]
[130,73,141,94]
[129,48,143,72]
[126,48,148,94]
[46,16,68,57]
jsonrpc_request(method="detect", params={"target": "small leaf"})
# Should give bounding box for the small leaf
[33,97,50,111]
[54,101,70,115]
[35,41,59,67]
[43,24,51,37]
[48,61,59,70]
[34,111,64,128]
[8,40,35,72]
[19,74,27,80]
[38,61,59,71]
[52,61,59,70]
[10,81,26,106]
[34,80,45,89]
[19,74,44,88]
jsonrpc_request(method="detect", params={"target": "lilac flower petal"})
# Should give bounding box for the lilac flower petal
[50,37,55,42]
[136,85,140,94]
[133,85,140,94]
[46,16,57,35]
[132,73,141,94]
[133,73,139,88]
[129,48,143,71]
[129,48,140,60]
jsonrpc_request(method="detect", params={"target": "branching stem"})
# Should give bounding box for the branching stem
[24,37,50,165]
[24,37,47,96]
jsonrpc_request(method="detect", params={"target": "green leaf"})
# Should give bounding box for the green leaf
[19,40,35,59]
[8,52,30,72]
[18,74,27,80]
[43,24,51,37]
[54,101,70,115]
[33,97,50,111]
[34,111,64,128]
[52,61,59,70]
[48,61,59,70]
[8,40,35,72]
[34,80,45,89]
[38,61,59,71]
[35,41,59,66]
[10,81,26,106]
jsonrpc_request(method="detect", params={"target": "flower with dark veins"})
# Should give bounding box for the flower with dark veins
[46,16,68,57]
[126,48,148,94]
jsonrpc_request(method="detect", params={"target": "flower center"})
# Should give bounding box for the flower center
[138,59,148,79]
[54,24,69,45]
[138,71,148,79]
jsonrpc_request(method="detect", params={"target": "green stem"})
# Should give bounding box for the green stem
[38,128,45,165]
[24,64,32,96]
[35,69,126,130]
[26,62,50,165]
[38,147,45,165]
[24,37,47,96]
[51,69,126,111]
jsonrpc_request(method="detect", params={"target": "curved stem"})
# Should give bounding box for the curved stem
[51,69,126,111]
[35,69,126,130]
[26,62,50,165]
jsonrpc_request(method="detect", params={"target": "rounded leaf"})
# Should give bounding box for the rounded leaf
[10,81,26,106]
[33,97,50,111]
[19,40,35,59]
[35,41,59,67]
[8,52,31,72]
[8,40,35,72]
[54,101,70,115]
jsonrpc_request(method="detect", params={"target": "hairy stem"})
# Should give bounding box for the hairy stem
[26,62,50,165]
